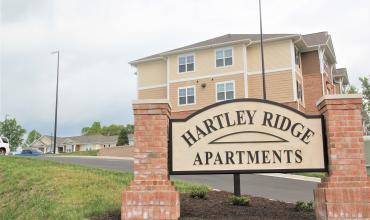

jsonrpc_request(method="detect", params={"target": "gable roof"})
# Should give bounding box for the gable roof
[30,134,118,147]
[334,68,349,85]
[64,134,118,145]
[130,32,334,65]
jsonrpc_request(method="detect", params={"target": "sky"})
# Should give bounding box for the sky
[0,0,369,137]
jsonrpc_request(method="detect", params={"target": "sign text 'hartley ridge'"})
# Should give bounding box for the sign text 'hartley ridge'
[170,99,327,174]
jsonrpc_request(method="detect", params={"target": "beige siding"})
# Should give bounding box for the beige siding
[247,40,292,72]
[168,45,244,81]
[137,60,167,87]
[169,73,245,112]
[138,87,167,99]
[248,71,293,102]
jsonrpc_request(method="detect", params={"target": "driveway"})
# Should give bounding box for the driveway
[39,156,318,203]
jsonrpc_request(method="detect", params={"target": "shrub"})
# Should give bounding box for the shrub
[295,201,314,212]
[229,195,251,206]
[189,185,209,199]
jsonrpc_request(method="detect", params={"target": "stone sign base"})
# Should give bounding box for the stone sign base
[121,101,180,220]
[121,180,179,219]
[314,95,370,219]
[314,177,369,219]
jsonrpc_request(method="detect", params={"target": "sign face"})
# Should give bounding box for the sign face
[169,99,328,174]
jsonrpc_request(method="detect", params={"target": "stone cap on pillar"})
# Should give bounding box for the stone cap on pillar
[132,99,171,106]
[316,94,362,107]
[132,99,172,115]
[132,99,172,107]
[316,94,362,110]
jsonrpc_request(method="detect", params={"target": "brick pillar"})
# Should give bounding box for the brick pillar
[314,95,370,220]
[121,100,180,220]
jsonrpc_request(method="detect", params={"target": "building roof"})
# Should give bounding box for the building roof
[130,32,334,65]
[65,134,118,145]
[40,135,65,145]
[301,32,329,46]
[333,68,349,85]
[32,134,118,147]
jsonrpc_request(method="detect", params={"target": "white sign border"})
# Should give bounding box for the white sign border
[169,98,329,175]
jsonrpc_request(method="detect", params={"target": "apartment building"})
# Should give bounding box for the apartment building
[130,32,349,117]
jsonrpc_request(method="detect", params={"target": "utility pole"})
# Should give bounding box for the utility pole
[51,51,60,154]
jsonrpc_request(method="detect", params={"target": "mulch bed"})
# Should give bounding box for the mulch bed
[91,191,315,220]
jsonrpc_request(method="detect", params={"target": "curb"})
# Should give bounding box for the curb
[257,173,321,183]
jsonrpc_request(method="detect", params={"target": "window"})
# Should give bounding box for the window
[1,137,8,143]
[216,48,233,67]
[296,80,303,102]
[323,56,329,74]
[294,47,301,68]
[216,81,235,102]
[178,54,194,73]
[178,86,195,105]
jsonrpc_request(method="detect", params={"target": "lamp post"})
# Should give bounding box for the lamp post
[233,0,267,197]
[259,0,267,99]
[51,51,60,154]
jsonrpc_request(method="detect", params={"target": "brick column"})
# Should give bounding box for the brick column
[121,100,180,220]
[314,94,370,220]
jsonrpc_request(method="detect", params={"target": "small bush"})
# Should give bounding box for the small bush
[229,195,251,206]
[189,185,209,199]
[295,201,314,212]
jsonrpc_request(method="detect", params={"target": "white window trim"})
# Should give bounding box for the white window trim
[177,85,196,106]
[166,57,170,100]
[296,80,304,103]
[215,80,236,102]
[290,41,297,101]
[294,45,301,68]
[215,47,234,68]
[177,53,196,74]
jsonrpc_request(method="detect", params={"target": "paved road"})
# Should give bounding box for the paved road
[39,156,318,203]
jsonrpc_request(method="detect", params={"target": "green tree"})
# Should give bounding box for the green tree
[101,124,124,136]
[126,124,134,134]
[117,128,129,146]
[346,84,359,94]
[81,122,134,136]
[81,122,102,135]
[25,129,42,145]
[0,118,26,151]
[359,77,370,134]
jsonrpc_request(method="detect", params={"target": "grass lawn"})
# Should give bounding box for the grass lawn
[56,150,99,156]
[0,157,207,220]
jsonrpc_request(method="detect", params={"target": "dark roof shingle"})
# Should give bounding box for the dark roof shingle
[130,32,331,64]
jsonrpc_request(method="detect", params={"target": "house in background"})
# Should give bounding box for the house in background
[30,135,64,153]
[333,68,349,94]
[30,134,119,153]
